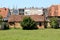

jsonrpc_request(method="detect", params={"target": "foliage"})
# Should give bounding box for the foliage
[50,17,59,29]
[0,15,3,29]
[21,17,37,30]
[0,15,3,24]
[3,22,9,30]
[0,15,9,30]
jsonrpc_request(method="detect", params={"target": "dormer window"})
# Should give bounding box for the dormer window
[0,10,1,12]
[5,8,6,10]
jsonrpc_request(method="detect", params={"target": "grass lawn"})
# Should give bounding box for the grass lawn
[0,29,60,40]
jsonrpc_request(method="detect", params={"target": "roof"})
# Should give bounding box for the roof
[48,5,60,17]
[0,8,9,18]
[24,8,43,10]
[8,15,45,22]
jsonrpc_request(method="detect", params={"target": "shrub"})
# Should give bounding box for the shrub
[4,22,9,30]
[1,22,9,30]
[50,17,59,29]
[0,15,3,29]
[21,17,37,30]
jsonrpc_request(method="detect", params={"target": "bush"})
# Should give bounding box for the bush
[4,22,9,30]
[21,17,38,30]
[50,17,59,29]
[1,22,9,30]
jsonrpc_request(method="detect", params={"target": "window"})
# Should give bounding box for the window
[19,9,24,13]
[39,22,42,26]
[9,22,15,25]
[37,22,42,26]
[58,17,60,18]
[0,10,1,12]
[19,13,24,15]
[5,8,6,10]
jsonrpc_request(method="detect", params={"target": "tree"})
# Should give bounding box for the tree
[21,17,37,30]
[0,15,3,25]
[0,15,3,29]
[0,15,3,23]
[50,17,59,29]
[0,15,9,30]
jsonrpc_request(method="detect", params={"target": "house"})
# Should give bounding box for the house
[8,7,47,29]
[48,5,60,16]
[0,8,9,29]
[8,15,45,29]
[24,7,44,15]
[19,8,24,15]
[0,8,9,18]
[10,8,19,15]
[48,5,60,27]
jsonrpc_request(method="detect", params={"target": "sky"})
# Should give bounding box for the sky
[0,0,60,8]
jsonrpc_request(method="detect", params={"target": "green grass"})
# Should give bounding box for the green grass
[0,29,60,40]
